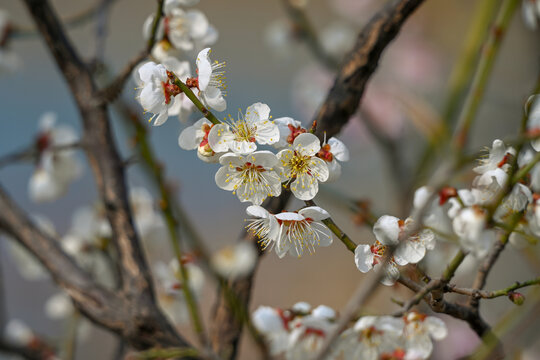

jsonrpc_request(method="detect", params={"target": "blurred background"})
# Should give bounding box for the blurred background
[0,0,539,359]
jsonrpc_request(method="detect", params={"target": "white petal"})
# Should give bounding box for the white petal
[294,133,321,156]
[328,137,349,161]
[208,123,231,153]
[373,215,400,245]
[298,206,330,221]
[291,174,319,200]
[354,245,374,273]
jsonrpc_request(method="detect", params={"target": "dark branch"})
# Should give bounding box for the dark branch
[313,0,426,140]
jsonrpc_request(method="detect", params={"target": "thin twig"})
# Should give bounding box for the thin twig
[447,277,540,299]
[452,0,520,152]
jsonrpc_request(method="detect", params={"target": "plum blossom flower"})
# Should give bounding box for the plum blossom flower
[452,206,495,257]
[332,316,405,360]
[473,139,515,174]
[245,205,280,249]
[526,95,540,150]
[245,205,333,258]
[178,118,223,162]
[143,0,217,55]
[402,312,447,359]
[215,151,282,205]
[253,306,291,355]
[194,48,227,111]
[153,259,205,326]
[208,103,279,154]
[136,61,185,126]
[286,314,337,360]
[316,136,349,182]
[354,242,401,286]
[373,215,435,265]
[522,0,540,29]
[274,207,333,258]
[4,320,34,346]
[272,117,306,149]
[277,133,329,200]
[28,113,82,203]
[211,242,257,279]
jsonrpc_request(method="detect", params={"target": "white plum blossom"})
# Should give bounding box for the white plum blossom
[277,133,329,200]
[354,242,401,286]
[245,205,280,250]
[332,316,404,360]
[136,61,183,126]
[526,95,540,150]
[474,139,515,174]
[44,292,74,320]
[208,103,279,154]
[178,118,222,162]
[28,113,82,203]
[273,206,333,258]
[4,319,34,346]
[153,259,205,326]
[211,242,258,279]
[272,117,306,149]
[143,1,217,55]
[373,215,435,265]
[522,0,540,29]
[214,151,282,205]
[286,314,337,360]
[403,312,448,359]
[316,136,350,182]
[452,206,495,257]
[252,306,291,355]
[195,48,227,111]
[245,205,333,258]
[412,186,455,237]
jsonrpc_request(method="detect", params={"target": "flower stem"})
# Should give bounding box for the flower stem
[452,0,520,153]
[173,78,221,125]
[442,249,466,282]
[146,0,164,52]
[304,200,357,252]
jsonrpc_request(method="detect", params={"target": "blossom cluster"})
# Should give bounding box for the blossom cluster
[132,0,352,260]
[252,303,447,360]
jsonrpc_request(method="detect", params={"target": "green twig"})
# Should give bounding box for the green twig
[452,0,520,152]
[147,0,165,52]
[448,276,540,299]
[173,78,221,125]
[135,347,199,359]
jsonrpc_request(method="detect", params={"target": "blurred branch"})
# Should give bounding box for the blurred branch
[452,0,520,152]
[0,142,82,169]
[0,337,56,360]
[279,0,339,70]
[10,0,120,39]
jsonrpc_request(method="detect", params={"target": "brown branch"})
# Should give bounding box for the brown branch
[0,338,56,360]
[313,0,426,140]
[17,0,196,354]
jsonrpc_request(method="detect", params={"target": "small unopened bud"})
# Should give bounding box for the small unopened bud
[508,292,525,305]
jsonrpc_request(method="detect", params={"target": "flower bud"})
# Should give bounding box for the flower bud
[508,292,525,305]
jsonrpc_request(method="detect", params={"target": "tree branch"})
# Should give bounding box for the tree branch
[313,0,426,140]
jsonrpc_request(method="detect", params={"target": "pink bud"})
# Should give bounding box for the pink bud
[508,292,525,305]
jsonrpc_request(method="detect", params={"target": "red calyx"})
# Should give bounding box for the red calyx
[162,82,181,104]
[317,144,333,162]
[287,124,307,144]
[439,186,458,205]
[186,77,199,89]
[35,132,51,153]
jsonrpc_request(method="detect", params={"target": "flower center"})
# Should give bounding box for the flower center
[288,151,310,176]
[287,124,306,144]
[230,119,256,143]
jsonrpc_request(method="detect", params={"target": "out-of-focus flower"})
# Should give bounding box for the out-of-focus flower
[211,242,258,279]
[320,22,356,58]
[522,0,540,29]
[403,312,447,359]
[474,139,515,174]
[215,151,282,205]
[452,206,495,257]
[208,103,279,154]
[153,259,205,326]
[28,113,82,202]
[44,292,74,320]
[4,319,34,346]
[0,10,19,73]
[277,133,329,200]
[143,0,217,55]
